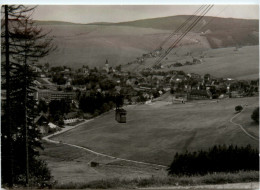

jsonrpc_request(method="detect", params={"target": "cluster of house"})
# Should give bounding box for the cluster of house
[2,59,259,134]
[31,70,82,134]
[123,70,259,103]
[127,48,163,66]
[166,57,203,68]
[34,111,81,135]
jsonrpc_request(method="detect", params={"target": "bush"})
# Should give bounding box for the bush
[251,107,259,123]
[93,110,100,117]
[235,105,243,112]
[26,159,56,188]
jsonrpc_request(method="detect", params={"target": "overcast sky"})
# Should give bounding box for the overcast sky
[31,5,259,24]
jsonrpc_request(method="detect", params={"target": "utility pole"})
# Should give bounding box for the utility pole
[4,5,14,187]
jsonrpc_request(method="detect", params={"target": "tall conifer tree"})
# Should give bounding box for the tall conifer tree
[1,5,56,187]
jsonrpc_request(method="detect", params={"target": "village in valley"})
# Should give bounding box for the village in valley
[3,55,257,135]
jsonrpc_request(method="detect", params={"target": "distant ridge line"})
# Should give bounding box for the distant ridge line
[35,15,259,26]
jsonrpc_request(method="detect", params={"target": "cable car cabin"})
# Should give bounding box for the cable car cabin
[115,108,127,123]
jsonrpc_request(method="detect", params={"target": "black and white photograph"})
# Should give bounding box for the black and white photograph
[1,2,259,189]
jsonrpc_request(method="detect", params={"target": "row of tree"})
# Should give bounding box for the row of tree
[79,92,123,115]
[168,144,259,176]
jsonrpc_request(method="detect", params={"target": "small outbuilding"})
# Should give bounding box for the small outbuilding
[115,108,127,123]
[90,162,99,167]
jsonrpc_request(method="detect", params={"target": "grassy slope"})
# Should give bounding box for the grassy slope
[35,20,79,25]
[180,45,259,80]
[127,45,259,80]
[37,16,258,67]
[52,97,259,166]
[116,15,258,32]
[40,142,166,184]
[117,15,259,48]
[39,25,172,69]
[233,104,259,138]
[116,15,259,49]
[54,171,259,189]
[38,16,258,79]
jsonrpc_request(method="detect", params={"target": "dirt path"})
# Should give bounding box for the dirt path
[229,105,259,142]
[43,120,167,169]
[42,119,93,142]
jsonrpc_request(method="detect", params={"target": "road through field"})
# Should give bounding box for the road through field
[43,119,168,169]
[229,105,259,142]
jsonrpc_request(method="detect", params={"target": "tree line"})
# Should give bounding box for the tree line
[168,144,259,176]
[79,92,123,116]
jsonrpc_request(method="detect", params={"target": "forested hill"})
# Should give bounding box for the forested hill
[37,15,259,48]
[114,15,258,32]
[114,15,259,48]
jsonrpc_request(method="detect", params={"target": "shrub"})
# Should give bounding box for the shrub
[235,105,243,112]
[251,107,259,123]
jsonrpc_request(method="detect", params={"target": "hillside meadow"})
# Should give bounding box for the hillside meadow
[38,16,258,80]
[39,24,172,69]
[127,45,259,80]
[173,45,259,80]
[51,96,259,166]
[40,141,166,184]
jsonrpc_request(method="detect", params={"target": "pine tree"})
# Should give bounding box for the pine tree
[1,5,56,187]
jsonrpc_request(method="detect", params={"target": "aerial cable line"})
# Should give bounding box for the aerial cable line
[175,5,228,54]
[134,5,207,71]
[154,5,212,64]
[200,5,228,32]
[154,5,214,66]
[161,5,214,62]
[157,5,206,49]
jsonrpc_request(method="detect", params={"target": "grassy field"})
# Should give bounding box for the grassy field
[54,171,259,189]
[38,16,258,80]
[39,25,172,69]
[173,45,259,80]
[51,96,259,166]
[40,142,166,184]
[41,96,259,184]
[233,104,259,138]
[117,15,258,48]
[116,15,258,33]
[124,45,259,80]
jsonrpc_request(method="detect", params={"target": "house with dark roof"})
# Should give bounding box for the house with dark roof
[34,114,49,134]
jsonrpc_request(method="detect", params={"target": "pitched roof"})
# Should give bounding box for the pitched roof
[34,114,48,124]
